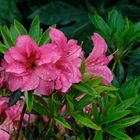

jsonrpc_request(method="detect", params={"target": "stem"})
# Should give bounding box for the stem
[15,103,26,140]
[37,119,51,140]
[112,59,118,72]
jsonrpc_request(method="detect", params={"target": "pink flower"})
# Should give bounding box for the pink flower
[0,128,10,140]
[0,97,8,114]
[86,33,113,85]
[49,28,83,92]
[3,35,60,95]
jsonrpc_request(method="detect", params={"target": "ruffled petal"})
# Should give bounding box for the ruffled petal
[86,66,113,85]
[5,62,26,74]
[8,75,23,91]
[49,28,67,49]
[35,65,56,81]
[4,51,15,64]
[86,33,108,64]
[9,47,26,62]
[35,79,54,95]
[21,73,39,91]
[37,44,61,65]
[16,35,40,58]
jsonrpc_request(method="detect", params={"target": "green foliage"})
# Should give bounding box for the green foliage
[8,90,23,107]
[0,1,140,139]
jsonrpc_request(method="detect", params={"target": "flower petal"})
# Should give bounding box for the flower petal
[16,35,40,58]
[21,73,39,91]
[86,66,113,85]
[86,33,108,64]
[5,62,26,74]
[35,79,54,95]
[4,51,15,64]
[37,44,61,65]
[49,28,67,48]
[35,65,56,81]
[8,75,23,91]
[9,47,26,62]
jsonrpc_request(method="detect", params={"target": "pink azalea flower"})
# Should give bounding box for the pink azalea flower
[0,128,10,140]
[3,35,60,95]
[86,33,113,85]
[0,97,36,138]
[0,97,8,114]
[49,28,83,92]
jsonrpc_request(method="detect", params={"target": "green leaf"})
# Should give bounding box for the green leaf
[107,128,132,140]
[80,58,86,74]
[29,1,89,38]
[75,95,94,110]
[8,90,23,107]
[102,110,131,124]
[133,135,140,140]
[72,113,101,130]
[120,77,140,99]
[10,24,19,43]
[29,16,41,42]
[111,115,140,129]
[94,130,103,140]
[0,42,8,53]
[95,85,118,94]
[66,95,74,113]
[89,13,111,37]
[54,116,72,130]
[38,24,56,46]
[114,97,136,111]
[73,82,98,97]
[127,48,140,79]
[108,9,124,34]
[33,101,50,116]
[14,20,28,35]
[1,26,14,47]
[24,91,34,112]
[92,104,99,123]
[116,62,125,84]
[85,77,102,87]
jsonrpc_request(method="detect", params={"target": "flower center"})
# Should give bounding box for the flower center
[27,57,37,69]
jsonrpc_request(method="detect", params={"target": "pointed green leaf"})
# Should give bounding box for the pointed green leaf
[66,95,74,113]
[107,128,132,140]
[33,101,50,116]
[102,110,131,124]
[0,42,8,53]
[89,13,111,36]
[29,16,41,42]
[114,97,136,111]
[95,85,118,94]
[94,130,103,140]
[10,24,19,43]
[14,20,28,35]
[1,26,14,47]
[75,95,94,110]
[54,116,72,130]
[72,113,101,130]
[38,24,56,46]
[24,91,34,112]
[73,82,98,97]
[111,115,140,129]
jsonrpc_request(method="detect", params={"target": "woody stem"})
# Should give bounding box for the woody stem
[15,103,26,140]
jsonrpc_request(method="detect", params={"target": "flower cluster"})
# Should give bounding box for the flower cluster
[2,28,83,95]
[0,28,113,139]
[1,29,113,95]
[0,97,35,139]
